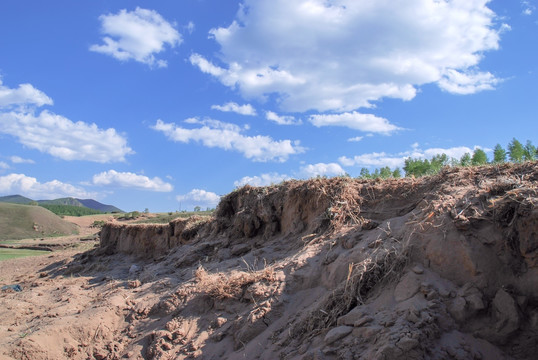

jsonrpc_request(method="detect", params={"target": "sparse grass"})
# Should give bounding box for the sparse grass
[0,248,50,261]
[134,210,214,224]
[0,202,78,241]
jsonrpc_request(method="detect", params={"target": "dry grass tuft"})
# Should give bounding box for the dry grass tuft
[194,265,276,300]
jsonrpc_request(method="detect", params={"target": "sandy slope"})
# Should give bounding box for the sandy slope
[1,163,538,359]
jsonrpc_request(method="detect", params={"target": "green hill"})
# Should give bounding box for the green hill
[38,204,104,216]
[0,195,123,213]
[0,203,78,241]
[37,197,85,207]
[0,194,33,204]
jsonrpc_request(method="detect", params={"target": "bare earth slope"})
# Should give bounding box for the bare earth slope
[1,162,537,359]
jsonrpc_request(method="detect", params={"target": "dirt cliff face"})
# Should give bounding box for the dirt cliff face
[4,162,538,360]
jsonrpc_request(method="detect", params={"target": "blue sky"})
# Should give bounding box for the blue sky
[0,0,536,212]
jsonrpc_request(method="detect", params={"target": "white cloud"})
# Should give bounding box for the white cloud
[10,156,35,164]
[0,162,9,170]
[234,172,291,187]
[348,136,364,142]
[438,69,499,95]
[152,118,304,162]
[90,7,181,68]
[0,110,134,163]
[339,144,479,169]
[309,112,401,134]
[0,173,96,199]
[522,1,535,15]
[92,170,173,192]
[177,189,220,209]
[211,102,257,116]
[266,111,302,125]
[186,21,195,34]
[192,0,504,112]
[300,162,346,178]
[0,79,53,108]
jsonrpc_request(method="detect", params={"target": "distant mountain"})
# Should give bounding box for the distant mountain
[0,194,33,204]
[0,195,123,213]
[38,197,85,207]
[78,199,123,213]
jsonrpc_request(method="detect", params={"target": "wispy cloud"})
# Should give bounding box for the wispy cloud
[266,111,302,125]
[92,170,173,192]
[309,112,401,134]
[211,102,257,116]
[10,156,35,164]
[152,118,304,162]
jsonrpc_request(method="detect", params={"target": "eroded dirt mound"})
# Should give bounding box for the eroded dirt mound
[2,162,538,359]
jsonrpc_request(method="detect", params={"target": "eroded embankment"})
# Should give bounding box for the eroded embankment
[4,162,538,360]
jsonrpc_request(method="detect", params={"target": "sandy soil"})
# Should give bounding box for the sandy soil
[1,163,537,359]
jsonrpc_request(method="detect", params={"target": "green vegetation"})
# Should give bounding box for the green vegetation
[134,210,214,224]
[358,166,402,180]
[355,138,536,179]
[38,204,104,216]
[0,248,50,261]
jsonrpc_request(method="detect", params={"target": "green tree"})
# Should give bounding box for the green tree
[392,168,402,178]
[379,166,392,179]
[493,144,506,163]
[460,153,472,167]
[194,206,201,212]
[508,138,524,163]
[471,148,488,165]
[359,168,371,179]
[523,140,536,161]
[430,154,449,173]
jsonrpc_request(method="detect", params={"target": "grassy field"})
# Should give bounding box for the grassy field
[0,248,50,261]
[0,203,78,241]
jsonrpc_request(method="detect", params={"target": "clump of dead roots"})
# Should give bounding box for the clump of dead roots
[194,265,276,300]
[290,244,408,341]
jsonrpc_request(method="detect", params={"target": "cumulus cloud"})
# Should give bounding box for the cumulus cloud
[300,162,346,178]
[266,111,302,125]
[10,156,35,164]
[90,7,181,68]
[0,162,9,170]
[0,110,134,163]
[0,173,95,199]
[152,118,304,162]
[211,102,257,116]
[0,78,53,108]
[348,136,364,142]
[92,170,173,192]
[234,172,291,187]
[339,144,480,169]
[177,189,220,209]
[309,112,400,134]
[192,0,504,113]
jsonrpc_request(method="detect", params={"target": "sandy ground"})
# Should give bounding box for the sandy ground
[1,163,537,359]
